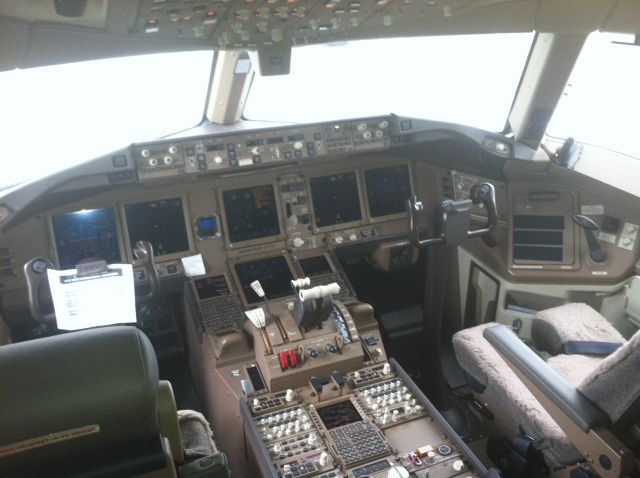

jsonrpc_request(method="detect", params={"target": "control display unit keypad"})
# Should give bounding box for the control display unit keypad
[328,421,390,467]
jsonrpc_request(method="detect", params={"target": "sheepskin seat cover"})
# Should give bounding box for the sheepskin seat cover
[453,304,638,470]
[453,323,586,469]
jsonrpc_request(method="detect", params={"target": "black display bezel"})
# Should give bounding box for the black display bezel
[363,163,413,219]
[219,183,285,249]
[50,207,123,270]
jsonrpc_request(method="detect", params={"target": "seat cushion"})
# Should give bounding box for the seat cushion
[453,324,583,469]
[546,354,602,387]
[532,303,625,355]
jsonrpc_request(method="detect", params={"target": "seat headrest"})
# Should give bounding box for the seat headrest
[578,328,640,423]
[0,326,159,473]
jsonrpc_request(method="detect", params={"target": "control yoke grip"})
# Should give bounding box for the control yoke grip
[407,181,498,248]
[133,240,161,299]
[23,258,57,323]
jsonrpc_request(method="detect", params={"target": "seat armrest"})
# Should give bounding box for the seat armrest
[483,325,609,432]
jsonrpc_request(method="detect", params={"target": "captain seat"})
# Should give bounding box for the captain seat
[0,326,229,478]
[452,303,640,474]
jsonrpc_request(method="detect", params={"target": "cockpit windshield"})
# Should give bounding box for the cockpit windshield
[0,51,213,190]
[244,33,535,130]
[547,31,640,160]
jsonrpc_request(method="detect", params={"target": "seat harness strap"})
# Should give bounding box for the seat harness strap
[561,341,622,356]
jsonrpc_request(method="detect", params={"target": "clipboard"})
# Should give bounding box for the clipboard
[47,261,136,331]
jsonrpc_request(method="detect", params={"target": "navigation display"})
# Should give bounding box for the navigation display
[309,172,361,228]
[235,256,294,304]
[365,165,411,217]
[124,198,190,257]
[223,185,280,244]
[317,400,363,430]
[52,208,121,269]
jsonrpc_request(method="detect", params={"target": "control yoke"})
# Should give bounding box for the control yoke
[133,240,161,299]
[407,182,498,249]
[24,258,56,323]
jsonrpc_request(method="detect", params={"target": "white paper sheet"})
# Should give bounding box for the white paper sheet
[181,253,206,277]
[47,264,136,331]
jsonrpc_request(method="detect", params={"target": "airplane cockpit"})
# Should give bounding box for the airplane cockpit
[1,1,640,477]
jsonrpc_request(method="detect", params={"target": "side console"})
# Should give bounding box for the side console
[241,359,488,478]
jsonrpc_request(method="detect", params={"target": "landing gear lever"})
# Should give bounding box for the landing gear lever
[572,214,605,263]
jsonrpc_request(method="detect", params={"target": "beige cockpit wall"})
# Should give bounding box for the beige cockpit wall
[455,160,640,342]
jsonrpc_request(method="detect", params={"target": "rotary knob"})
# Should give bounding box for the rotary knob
[292,237,305,248]
[163,156,173,164]
[293,141,304,150]
[334,236,344,244]
[348,233,357,241]
[214,156,223,164]
[168,145,178,154]
[141,149,151,158]
[148,158,158,166]
[362,131,372,140]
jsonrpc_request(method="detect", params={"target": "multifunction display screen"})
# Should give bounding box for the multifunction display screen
[316,400,363,430]
[298,255,332,276]
[235,256,294,304]
[194,275,230,300]
[52,208,121,269]
[223,185,280,244]
[365,165,411,217]
[124,198,190,256]
[309,172,361,228]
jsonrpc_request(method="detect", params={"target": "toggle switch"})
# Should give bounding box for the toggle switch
[319,451,330,467]
[309,376,323,402]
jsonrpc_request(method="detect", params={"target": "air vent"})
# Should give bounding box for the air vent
[440,175,454,199]
[0,246,16,279]
[513,215,564,262]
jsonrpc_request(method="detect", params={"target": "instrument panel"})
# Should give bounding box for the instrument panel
[44,160,411,270]
[0,147,416,316]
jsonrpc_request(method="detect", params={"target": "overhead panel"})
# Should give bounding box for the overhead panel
[132,0,539,48]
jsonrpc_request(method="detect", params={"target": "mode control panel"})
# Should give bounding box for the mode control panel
[134,117,392,181]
